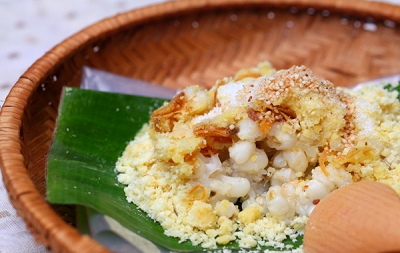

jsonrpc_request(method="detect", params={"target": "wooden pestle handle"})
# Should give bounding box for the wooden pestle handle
[304,181,400,253]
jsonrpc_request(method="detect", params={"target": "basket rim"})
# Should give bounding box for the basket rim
[1,0,400,252]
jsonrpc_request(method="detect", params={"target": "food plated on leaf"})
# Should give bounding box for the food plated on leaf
[115,62,400,250]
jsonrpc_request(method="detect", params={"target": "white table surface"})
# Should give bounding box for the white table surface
[0,0,399,252]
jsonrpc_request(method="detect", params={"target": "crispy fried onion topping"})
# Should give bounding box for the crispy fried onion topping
[151,92,186,132]
[247,106,296,133]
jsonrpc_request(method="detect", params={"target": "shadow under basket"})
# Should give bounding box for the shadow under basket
[1,0,400,252]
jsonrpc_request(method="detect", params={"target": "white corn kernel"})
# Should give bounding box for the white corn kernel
[229,140,256,164]
[282,149,308,173]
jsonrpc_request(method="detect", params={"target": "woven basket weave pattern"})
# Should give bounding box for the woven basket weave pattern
[1,0,400,252]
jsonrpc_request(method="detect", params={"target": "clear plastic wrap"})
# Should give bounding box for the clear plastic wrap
[81,66,177,99]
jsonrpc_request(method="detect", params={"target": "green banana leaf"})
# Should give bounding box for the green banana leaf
[46,87,302,252]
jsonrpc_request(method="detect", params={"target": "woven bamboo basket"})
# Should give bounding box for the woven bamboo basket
[1,0,400,252]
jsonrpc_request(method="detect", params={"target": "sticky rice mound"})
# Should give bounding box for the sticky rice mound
[116,62,400,250]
